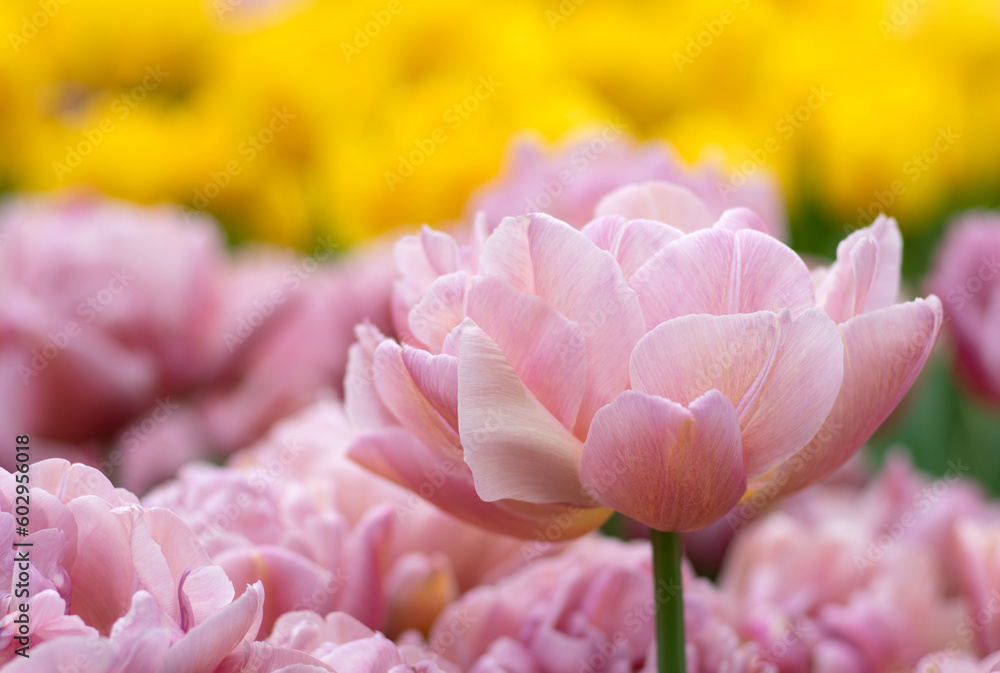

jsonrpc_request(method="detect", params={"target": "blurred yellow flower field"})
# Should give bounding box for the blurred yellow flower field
[1,0,998,247]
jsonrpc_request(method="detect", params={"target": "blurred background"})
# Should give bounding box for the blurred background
[2,0,999,489]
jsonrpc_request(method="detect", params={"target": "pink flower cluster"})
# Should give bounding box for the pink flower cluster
[3,132,1000,672]
[0,192,394,493]
[9,445,1000,672]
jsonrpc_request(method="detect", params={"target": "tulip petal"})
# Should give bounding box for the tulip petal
[395,226,460,284]
[478,216,535,293]
[580,390,746,532]
[407,272,468,353]
[630,309,844,476]
[582,215,685,280]
[522,214,647,433]
[372,340,462,457]
[713,207,769,234]
[749,296,943,500]
[344,323,397,429]
[157,581,264,673]
[594,181,714,232]
[348,428,609,539]
[630,228,816,326]
[817,215,902,323]
[400,346,460,431]
[458,322,591,505]
[214,546,338,638]
[466,279,586,431]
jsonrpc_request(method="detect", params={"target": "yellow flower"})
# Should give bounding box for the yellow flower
[1,0,998,247]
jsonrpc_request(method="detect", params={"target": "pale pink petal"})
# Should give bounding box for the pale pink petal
[395,227,460,286]
[750,296,943,500]
[158,581,264,673]
[466,279,586,430]
[400,346,460,431]
[478,217,535,293]
[713,208,769,234]
[348,429,609,540]
[580,214,628,251]
[242,643,336,672]
[214,546,339,638]
[614,219,684,279]
[2,636,118,673]
[66,497,134,634]
[581,215,684,279]
[630,310,844,476]
[324,634,406,672]
[457,323,589,505]
[522,214,647,433]
[335,506,394,631]
[630,228,816,326]
[594,181,714,232]
[408,272,469,353]
[580,390,745,532]
[372,341,462,458]
[815,215,902,323]
[344,323,397,430]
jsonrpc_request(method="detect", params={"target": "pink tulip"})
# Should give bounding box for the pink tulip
[955,519,1000,655]
[424,534,762,673]
[1,582,277,673]
[0,458,272,669]
[265,610,460,672]
[146,400,534,638]
[0,193,227,450]
[927,211,1000,405]
[348,187,941,537]
[466,131,787,240]
[719,453,989,671]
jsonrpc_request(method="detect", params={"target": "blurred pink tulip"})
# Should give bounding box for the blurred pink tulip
[348,185,941,536]
[425,535,763,673]
[719,453,990,671]
[2,582,273,673]
[146,400,533,639]
[0,194,227,449]
[266,610,460,672]
[466,131,787,240]
[927,211,1000,405]
[0,191,396,493]
[0,459,258,666]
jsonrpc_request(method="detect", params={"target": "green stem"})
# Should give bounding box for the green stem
[650,529,685,673]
